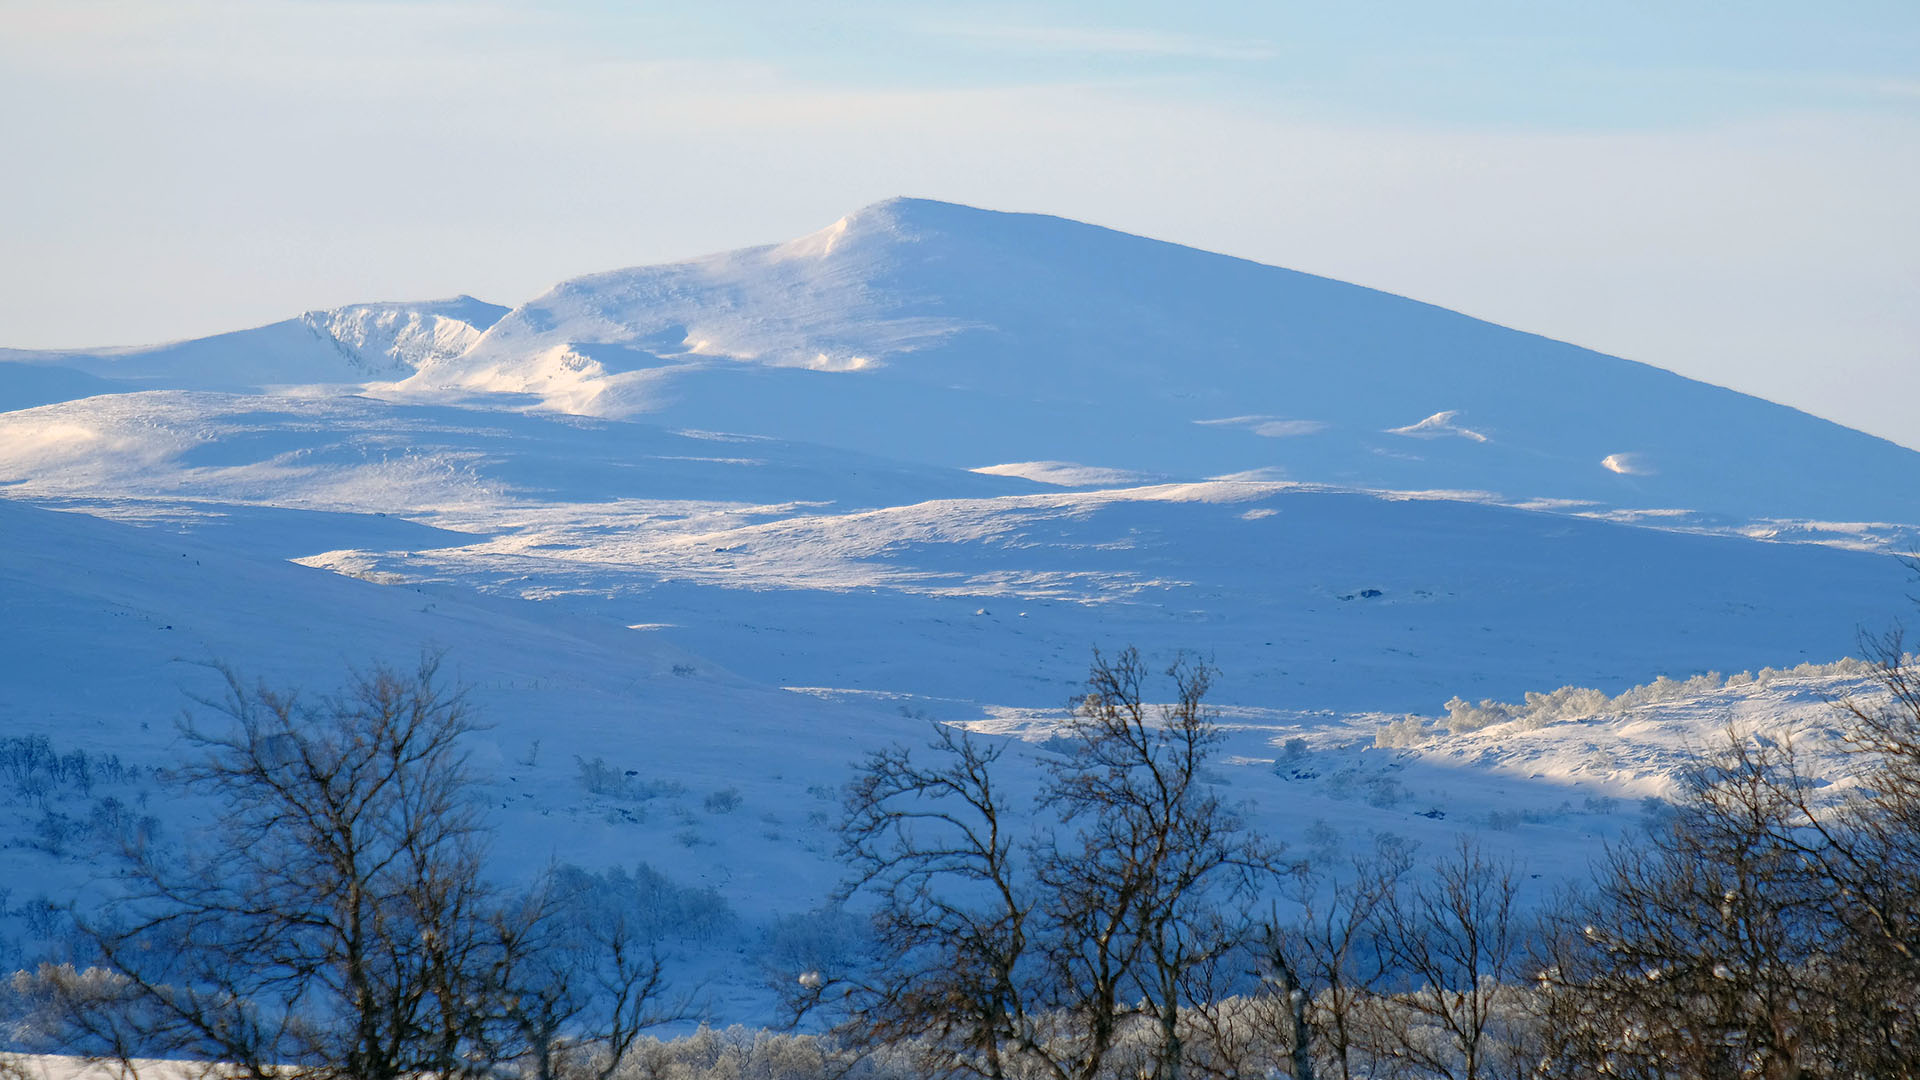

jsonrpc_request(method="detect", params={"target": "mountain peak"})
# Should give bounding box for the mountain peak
[770,197,999,261]
[420,200,1920,529]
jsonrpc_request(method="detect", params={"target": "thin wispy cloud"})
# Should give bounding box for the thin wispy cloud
[925,21,1277,63]
[1655,65,1920,106]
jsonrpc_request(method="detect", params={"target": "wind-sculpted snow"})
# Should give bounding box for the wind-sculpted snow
[0,296,506,391]
[301,297,507,375]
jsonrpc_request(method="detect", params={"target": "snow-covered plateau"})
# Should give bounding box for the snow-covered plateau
[2,198,1916,1024]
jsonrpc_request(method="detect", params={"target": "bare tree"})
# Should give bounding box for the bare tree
[1540,732,1837,1080]
[1258,841,1411,1080]
[1043,649,1280,1080]
[1373,840,1530,1080]
[21,658,678,1080]
[824,648,1280,1080]
[1173,941,1288,1080]
[484,871,682,1080]
[829,723,1032,1080]
[45,657,498,1080]
[1727,630,1920,1078]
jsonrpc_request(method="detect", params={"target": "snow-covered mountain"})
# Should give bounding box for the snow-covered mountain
[2,198,1915,1023]
[400,198,1920,528]
[0,296,507,393]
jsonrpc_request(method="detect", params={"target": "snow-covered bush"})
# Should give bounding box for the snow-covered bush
[611,1025,915,1080]
[758,907,870,988]
[1401,654,1901,742]
[1374,715,1433,748]
[0,738,139,802]
[576,756,687,802]
[1441,696,1512,734]
[551,862,735,945]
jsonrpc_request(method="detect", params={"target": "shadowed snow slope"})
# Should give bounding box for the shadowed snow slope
[0,494,923,925]
[0,390,1906,714]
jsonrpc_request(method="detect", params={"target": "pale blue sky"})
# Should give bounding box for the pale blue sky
[3,0,1916,446]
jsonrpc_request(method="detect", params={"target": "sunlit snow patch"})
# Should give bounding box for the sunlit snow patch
[772,214,852,260]
[301,299,499,376]
[804,352,878,372]
[972,461,1160,487]
[1388,410,1489,442]
[1602,452,1654,476]
[1195,415,1329,438]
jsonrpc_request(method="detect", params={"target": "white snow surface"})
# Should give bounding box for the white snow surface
[2,198,1917,1026]
[0,297,506,394]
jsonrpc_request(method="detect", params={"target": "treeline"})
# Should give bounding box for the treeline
[0,736,144,801]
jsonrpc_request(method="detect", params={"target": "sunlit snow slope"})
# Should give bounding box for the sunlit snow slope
[0,296,507,393]
[406,198,1920,528]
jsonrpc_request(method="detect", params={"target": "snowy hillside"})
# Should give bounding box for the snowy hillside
[403,198,1920,529]
[0,388,1907,713]
[0,481,1891,1020]
[0,488,1894,1019]
[0,296,506,393]
[2,198,1916,1025]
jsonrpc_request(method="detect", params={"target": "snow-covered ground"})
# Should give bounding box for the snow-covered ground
[1,1053,205,1080]
[2,199,1915,1025]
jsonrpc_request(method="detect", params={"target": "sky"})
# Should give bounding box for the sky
[2,0,1917,449]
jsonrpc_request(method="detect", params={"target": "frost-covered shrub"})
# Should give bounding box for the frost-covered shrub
[551,862,736,944]
[1413,655,1901,741]
[704,788,743,814]
[1365,775,1406,808]
[576,756,687,801]
[0,738,137,802]
[87,795,160,851]
[576,755,627,797]
[613,1025,915,1080]
[759,906,870,982]
[20,894,64,940]
[31,809,75,856]
[1516,685,1610,727]
[1374,715,1433,748]
[1442,696,1512,733]
[1637,795,1677,833]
